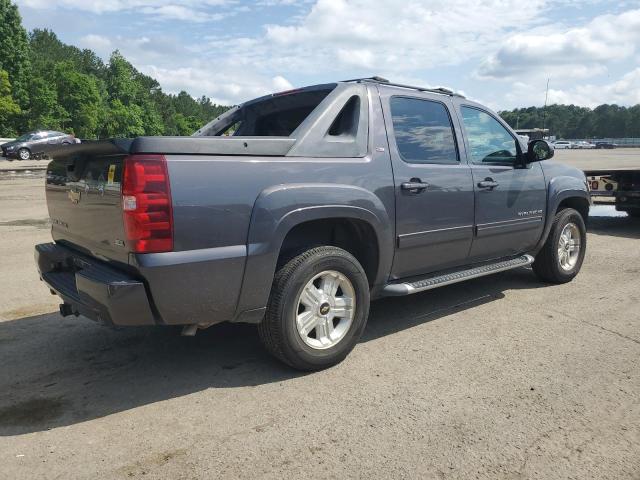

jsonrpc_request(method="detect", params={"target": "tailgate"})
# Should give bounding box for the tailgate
[46,140,133,264]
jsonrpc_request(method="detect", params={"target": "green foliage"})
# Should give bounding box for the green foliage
[0,70,21,136]
[26,76,69,130]
[1,1,230,139]
[499,104,640,139]
[30,29,106,79]
[0,0,30,106]
[53,62,101,137]
[102,99,145,138]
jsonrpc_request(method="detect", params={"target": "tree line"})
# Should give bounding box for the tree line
[0,0,228,138]
[2,0,640,140]
[499,104,640,140]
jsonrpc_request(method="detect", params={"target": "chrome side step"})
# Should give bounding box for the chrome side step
[382,254,534,296]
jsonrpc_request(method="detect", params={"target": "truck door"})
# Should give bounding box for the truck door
[454,103,547,261]
[380,90,475,279]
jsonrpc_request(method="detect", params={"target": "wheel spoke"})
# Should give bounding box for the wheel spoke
[299,284,322,309]
[320,273,339,297]
[314,318,333,346]
[559,250,567,266]
[332,297,354,319]
[297,311,320,336]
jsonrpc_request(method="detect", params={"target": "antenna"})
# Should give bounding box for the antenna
[542,78,550,136]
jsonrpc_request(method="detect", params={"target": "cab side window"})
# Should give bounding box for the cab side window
[390,96,458,165]
[461,106,518,164]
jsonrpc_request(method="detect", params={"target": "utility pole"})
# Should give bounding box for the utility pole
[542,78,550,137]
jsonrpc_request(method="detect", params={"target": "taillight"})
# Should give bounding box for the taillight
[122,154,173,253]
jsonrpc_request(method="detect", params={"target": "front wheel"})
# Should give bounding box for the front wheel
[17,148,30,160]
[258,246,370,371]
[532,208,586,283]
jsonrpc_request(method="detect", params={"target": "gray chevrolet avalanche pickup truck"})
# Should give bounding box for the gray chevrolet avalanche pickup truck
[36,77,590,370]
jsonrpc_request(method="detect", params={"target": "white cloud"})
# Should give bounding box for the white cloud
[259,0,548,73]
[79,34,112,52]
[17,0,233,20]
[478,9,640,79]
[139,64,294,104]
[336,48,375,69]
[546,68,640,107]
[139,5,231,22]
[272,75,294,92]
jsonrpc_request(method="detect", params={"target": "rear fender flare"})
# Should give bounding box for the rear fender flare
[235,183,393,316]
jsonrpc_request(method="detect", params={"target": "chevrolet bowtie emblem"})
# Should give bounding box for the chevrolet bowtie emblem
[68,189,82,204]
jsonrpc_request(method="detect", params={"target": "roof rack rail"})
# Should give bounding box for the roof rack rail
[342,76,465,98]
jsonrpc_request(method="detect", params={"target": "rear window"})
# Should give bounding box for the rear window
[197,85,336,137]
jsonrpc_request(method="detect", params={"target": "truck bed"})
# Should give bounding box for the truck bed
[553,148,640,173]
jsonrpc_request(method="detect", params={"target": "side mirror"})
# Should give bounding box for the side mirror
[527,139,554,162]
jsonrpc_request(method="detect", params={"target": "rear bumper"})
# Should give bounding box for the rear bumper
[35,243,156,326]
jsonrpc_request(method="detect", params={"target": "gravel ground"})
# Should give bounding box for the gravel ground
[0,173,639,480]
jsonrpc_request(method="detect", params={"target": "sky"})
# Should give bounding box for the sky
[14,0,640,110]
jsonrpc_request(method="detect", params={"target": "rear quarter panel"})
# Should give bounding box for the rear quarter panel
[155,149,394,325]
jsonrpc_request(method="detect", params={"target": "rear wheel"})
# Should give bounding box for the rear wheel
[532,208,586,283]
[17,148,30,160]
[258,246,370,371]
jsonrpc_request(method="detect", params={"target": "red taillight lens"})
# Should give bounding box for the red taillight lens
[122,154,173,253]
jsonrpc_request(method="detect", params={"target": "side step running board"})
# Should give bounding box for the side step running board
[382,254,534,296]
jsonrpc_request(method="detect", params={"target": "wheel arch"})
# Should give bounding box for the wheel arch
[533,176,591,254]
[234,183,393,320]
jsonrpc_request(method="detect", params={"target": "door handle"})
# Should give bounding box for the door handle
[477,178,499,190]
[401,179,429,193]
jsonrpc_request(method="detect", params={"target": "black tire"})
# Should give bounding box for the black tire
[258,246,370,371]
[17,148,30,160]
[532,208,586,283]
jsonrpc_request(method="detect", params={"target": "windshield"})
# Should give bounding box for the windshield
[15,133,34,141]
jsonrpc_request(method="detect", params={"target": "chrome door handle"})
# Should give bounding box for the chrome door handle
[401,180,429,193]
[477,178,499,190]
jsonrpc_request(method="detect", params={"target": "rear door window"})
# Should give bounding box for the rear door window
[390,96,458,164]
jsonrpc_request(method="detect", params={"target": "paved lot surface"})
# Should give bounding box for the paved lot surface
[0,157,49,172]
[0,172,639,479]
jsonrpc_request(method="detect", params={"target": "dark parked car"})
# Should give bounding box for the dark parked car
[1,130,80,160]
[36,77,590,370]
[595,141,616,149]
